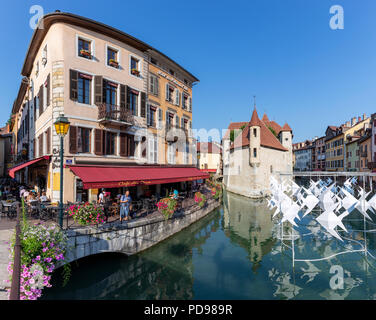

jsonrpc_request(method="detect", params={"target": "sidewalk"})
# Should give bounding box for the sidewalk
[0,229,12,300]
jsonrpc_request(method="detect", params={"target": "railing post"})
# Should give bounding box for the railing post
[9,203,21,300]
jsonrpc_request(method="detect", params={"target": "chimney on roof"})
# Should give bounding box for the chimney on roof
[363,113,366,120]
[351,117,356,126]
[346,121,350,127]
[358,116,362,123]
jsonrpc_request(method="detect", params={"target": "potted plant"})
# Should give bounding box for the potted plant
[157,197,177,220]
[109,59,119,68]
[194,192,206,208]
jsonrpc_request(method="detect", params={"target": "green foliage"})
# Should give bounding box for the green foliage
[267,125,278,137]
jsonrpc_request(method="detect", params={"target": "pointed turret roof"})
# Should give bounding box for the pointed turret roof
[281,123,292,132]
[262,113,269,122]
[250,108,262,127]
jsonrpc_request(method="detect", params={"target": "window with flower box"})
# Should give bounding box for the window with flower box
[107,47,119,68]
[78,38,92,59]
[130,56,140,76]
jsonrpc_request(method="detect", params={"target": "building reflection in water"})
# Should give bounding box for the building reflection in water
[43,190,376,300]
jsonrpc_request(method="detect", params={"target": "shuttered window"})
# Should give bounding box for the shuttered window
[46,127,51,155]
[175,90,180,106]
[149,74,159,96]
[39,85,44,115]
[94,129,103,155]
[69,126,77,154]
[120,133,135,157]
[38,134,44,157]
[140,92,146,118]
[120,84,126,108]
[94,76,103,106]
[46,74,50,107]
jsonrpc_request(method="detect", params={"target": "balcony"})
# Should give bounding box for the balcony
[367,162,376,169]
[98,104,134,126]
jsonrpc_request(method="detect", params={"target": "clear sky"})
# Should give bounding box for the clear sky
[1,0,375,142]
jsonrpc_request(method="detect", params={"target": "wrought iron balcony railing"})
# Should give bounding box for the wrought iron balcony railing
[98,103,134,125]
[367,162,376,169]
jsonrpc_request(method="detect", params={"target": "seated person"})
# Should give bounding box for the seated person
[171,189,179,200]
[40,192,49,202]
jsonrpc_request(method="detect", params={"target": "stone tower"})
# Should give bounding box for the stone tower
[249,108,261,168]
[280,123,293,172]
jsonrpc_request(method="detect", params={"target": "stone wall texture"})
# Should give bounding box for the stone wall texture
[63,198,220,264]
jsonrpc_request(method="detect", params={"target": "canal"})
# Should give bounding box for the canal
[43,190,376,300]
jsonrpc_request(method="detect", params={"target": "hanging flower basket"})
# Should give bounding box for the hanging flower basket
[157,197,177,220]
[80,49,92,58]
[194,192,206,208]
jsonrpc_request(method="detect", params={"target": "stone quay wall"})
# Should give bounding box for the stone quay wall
[63,198,221,264]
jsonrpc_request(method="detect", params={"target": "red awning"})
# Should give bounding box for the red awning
[68,165,210,189]
[9,156,51,178]
[200,169,217,173]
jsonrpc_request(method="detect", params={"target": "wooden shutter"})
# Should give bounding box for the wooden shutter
[189,97,192,112]
[69,126,77,154]
[39,85,44,115]
[129,135,135,156]
[155,77,159,95]
[94,76,103,106]
[176,115,180,128]
[147,105,150,126]
[70,70,78,101]
[120,84,126,108]
[33,97,37,121]
[159,108,163,121]
[165,83,169,101]
[46,74,50,106]
[126,86,130,110]
[94,129,103,155]
[120,133,126,157]
[39,134,43,157]
[46,127,51,154]
[140,92,146,118]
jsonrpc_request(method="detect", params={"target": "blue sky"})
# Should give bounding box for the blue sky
[1,0,375,142]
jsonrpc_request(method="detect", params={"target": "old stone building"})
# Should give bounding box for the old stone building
[222,107,293,198]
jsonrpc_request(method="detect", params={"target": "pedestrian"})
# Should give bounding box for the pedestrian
[119,190,132,223]
[98,189,105,204]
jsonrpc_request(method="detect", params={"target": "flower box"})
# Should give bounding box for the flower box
[80,49,92,59]
[109,59,119,68]
[157,197,177,219]
[131,69,140,76]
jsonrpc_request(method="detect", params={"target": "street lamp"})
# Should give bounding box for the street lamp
[54,115,70,228]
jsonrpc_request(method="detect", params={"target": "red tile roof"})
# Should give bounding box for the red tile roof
[197,142,221,154]
[223,122,248,140]
[230,108,289,152]
[281,123,292,132]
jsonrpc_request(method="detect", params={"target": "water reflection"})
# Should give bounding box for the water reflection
[43,190,376,300]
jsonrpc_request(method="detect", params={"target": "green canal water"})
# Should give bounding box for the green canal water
[43,191,376,300]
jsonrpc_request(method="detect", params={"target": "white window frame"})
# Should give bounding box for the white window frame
[76,34,96,62]
[74,68,96,108]
[105,44,121,70]
[129,54,142,78]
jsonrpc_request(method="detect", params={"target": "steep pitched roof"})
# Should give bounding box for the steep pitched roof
[281,123,292,132]
[223,122,248,140]
[262,113,269,122]
[230,109,288,152]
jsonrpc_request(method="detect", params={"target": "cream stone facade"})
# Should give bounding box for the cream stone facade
[10,11,200,203]
[222,108,293,198]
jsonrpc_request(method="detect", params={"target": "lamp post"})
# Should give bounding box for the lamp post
[54,115,70,228]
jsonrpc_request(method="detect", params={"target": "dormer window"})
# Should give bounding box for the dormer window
[78,38,92,59]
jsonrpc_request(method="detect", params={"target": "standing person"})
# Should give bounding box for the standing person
[98,189,105,204]
[119,190,132,223]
